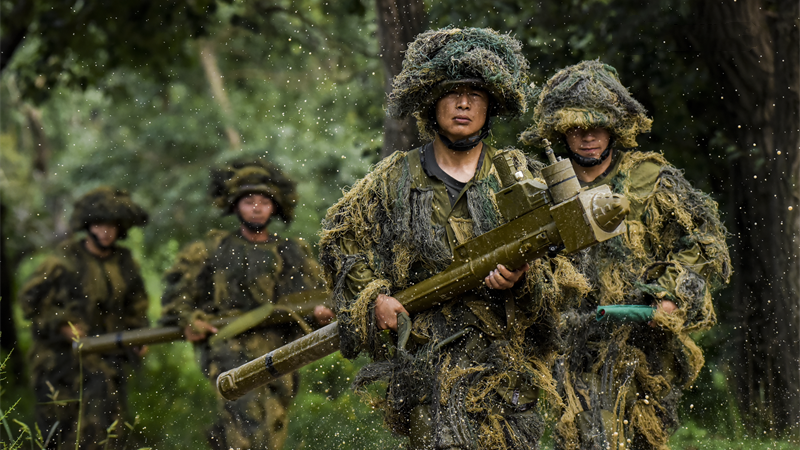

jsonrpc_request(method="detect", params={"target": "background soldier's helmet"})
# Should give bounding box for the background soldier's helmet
[210,159,297,224]
[387,27,533,141]
[520,59,653,148]
[69,186,148,239]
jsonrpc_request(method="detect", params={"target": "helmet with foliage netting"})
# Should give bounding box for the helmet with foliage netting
[70,186,148,239]
[210,159,297,223]
[520,59,653,148]
[387,27,533,141]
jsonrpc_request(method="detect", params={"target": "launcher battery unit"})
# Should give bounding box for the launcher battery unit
[216,142,631,401]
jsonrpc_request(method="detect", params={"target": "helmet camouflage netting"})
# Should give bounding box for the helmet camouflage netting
[519,60,653,148]
[209,159,297,223]
[70,186,148,238]
[387,27,534,141]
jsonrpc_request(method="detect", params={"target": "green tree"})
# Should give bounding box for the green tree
[3,0,798,444]
[0,0,219,100]
[0,0,221,365]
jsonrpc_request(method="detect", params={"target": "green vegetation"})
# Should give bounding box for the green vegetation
[2,0,798,448]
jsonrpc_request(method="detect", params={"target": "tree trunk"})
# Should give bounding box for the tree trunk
[199,39,242,151]
[0,201,20,360]
[25,104,50,174]
[374,0,427,158]
[0,0,34,73]
[688,0,800,434]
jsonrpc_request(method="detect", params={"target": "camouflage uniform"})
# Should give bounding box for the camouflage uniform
[20,187,149,450]
[522,61,731,450]
[319,28,577,450]
[160,161,323,450]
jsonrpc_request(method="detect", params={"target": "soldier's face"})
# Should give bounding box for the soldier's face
[565,127,611,159]
[237,193,274,225]
[435,86,489,142]
[89,223,119,247]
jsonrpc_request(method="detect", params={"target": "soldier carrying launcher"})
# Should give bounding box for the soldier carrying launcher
[216,28,631,450]
[20,187,149,449]
[160,160,333,450]
[520,60,731,450]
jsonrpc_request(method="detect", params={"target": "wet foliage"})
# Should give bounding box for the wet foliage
[2,0,798,447]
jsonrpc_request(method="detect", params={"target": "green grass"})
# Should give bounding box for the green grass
[669,422,798,450]
[285,353,405,450]
[4,338,799,450]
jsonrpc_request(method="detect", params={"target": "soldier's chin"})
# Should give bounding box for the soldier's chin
[88,231,115,250]
[241,219,269,232]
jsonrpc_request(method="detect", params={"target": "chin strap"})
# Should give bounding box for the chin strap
[566,136,616,167]
[237,212,269,232]
[437,116,492,152]
[567,146,612,167]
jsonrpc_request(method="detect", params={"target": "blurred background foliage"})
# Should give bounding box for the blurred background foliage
[2,0,797,448]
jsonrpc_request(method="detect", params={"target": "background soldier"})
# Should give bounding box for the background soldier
[521,60,731,449]
[20,186,150,449]
[160,160,333,450]
[319,27,587,449]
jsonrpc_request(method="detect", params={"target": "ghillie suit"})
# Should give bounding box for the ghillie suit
[20,187,149,450]
[320,27,574,450]
[522,61,731,450]
[320,145,593,450]
[160,160,321,450]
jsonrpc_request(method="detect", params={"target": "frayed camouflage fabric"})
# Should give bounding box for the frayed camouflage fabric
[161,230,323,450]
[387,27,534,141]
[553,151,731,450]
[20,238,149,450]
[520,60,653,149]
[319,146,586,449]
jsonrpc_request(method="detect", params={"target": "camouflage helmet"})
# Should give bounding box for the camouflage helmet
[520,60,653,148]
[210,159,297,223]
[69,186,148,239]
[387,27,534,141]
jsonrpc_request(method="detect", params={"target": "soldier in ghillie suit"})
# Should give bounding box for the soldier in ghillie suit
[20,187,150,449]
[520,60,731,449]
[319,27,587,449]
[160,160,333,450]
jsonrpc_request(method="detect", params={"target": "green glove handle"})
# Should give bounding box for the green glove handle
[596,305,656,323]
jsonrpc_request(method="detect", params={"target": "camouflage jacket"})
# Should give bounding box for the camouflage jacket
[319,144,599,444]
[319,144,581,360]
[551,149,732,450]
[20,237,149,345]
[575,150,731,332]
[160,229,323,330]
